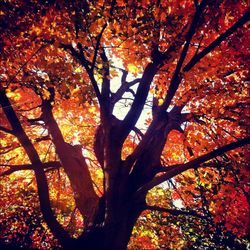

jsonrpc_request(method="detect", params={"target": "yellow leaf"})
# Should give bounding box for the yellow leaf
[6,90,21,101]
[43,89,51,100]
[158,98,164,106]
[74,67,82,73]
[127,63,140,75]
[207,183,212,189]
[71,87,80,95]
[88,106,96,113]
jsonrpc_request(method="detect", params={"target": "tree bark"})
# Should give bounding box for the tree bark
[0,87,72,248]
[74,197,145,250]
[41,100,99,225]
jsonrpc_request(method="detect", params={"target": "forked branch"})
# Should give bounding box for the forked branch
[136,136,250,197]
[61,43,102,104]
[161,0,208,111]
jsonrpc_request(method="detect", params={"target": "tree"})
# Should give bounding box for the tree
[0,0,249,249]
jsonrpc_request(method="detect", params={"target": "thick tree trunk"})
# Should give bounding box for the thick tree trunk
[72,199,144,250]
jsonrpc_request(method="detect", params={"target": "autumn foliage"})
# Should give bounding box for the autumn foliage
[0,0,249,249]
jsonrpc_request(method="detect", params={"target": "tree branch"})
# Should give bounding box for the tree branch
[0,86,72,247]
[111,77,141,107]
[91,23,108,72]
[61,43,102,104]
[183,9,250,72]
[100,48,111,117]
[120,62,159,141]
[90,0,116,71]
[146,205,206,219]
[132,126,144,138]
[7,44,46,86]
[119,6,208,170]
[41,99,99,225]
[136,136,250,197]
[0,161,61,177]
[124,105,186,176]
[161,0,208,111]
[0,125,15,135]
[113,20,190,142]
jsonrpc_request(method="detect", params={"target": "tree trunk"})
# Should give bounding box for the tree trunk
[72,199,144,250]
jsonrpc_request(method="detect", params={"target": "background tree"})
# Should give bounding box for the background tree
[0,0,249,249]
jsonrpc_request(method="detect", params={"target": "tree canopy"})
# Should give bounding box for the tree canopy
[0,0,249,249]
